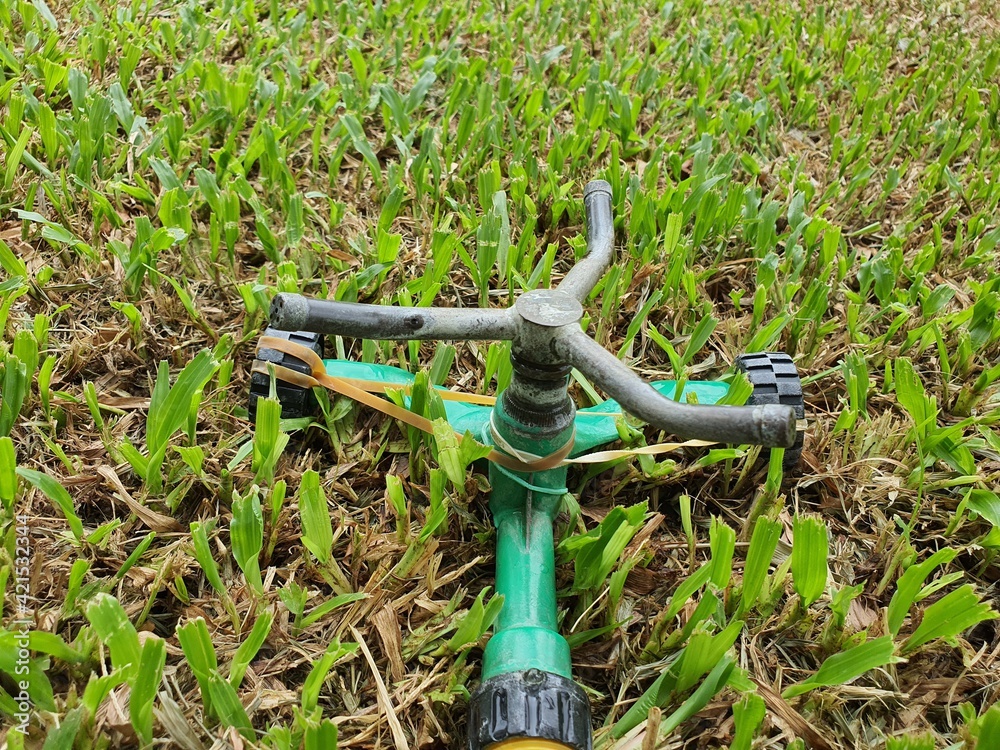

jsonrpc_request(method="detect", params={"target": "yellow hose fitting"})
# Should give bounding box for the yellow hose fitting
[489,741,571,750]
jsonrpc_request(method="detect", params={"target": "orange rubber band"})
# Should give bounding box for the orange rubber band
[255,337,716,473]
[256,337,571,473]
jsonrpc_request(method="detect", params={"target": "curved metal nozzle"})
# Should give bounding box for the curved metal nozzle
[557,180,614,301]
[269,293,517,341]
[555,329,797,447]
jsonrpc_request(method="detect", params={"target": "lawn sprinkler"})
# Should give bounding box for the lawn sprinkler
[250,180,805,749]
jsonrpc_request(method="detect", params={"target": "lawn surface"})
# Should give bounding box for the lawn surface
[2,0,1000,748]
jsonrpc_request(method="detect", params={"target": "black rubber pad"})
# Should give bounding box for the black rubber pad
[735,351,805,470]
[249,329,324,420]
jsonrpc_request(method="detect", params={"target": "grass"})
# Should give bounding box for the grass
[1,0,1000,747]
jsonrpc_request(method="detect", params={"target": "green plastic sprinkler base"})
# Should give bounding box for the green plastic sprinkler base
[467,669,592,750]
[305,356,742,747]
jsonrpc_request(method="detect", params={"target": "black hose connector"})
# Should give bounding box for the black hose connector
[467,669,592,750]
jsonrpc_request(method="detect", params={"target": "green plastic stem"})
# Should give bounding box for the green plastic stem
[481,399,574,681]
[315,359,732,683]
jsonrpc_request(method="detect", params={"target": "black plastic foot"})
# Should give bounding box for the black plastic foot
[735,351,804,471]
[249,328,324,420]
[467,669,591,750]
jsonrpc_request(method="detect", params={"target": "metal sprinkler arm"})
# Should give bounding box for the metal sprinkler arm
[553,327,797,448]
[556,180,615,301]
[554,180,796,447]
[266,178,798,448]
[269,293,519,340]
[269,178,616,339]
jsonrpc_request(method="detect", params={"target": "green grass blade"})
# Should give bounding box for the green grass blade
[887,548,957,636]
[0,436,16,511]
[731,692,766,750]
[782,636,902,698]
[16,468,83,541]
[299,470,333,566]
[302,640,358,713]
[229,610,274,687]
[230,488,264,596]
[84,593,141,677]
[902,585,998,654]
[129,637,167,746]
[791,515,828,608]
[738,517,782,616]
